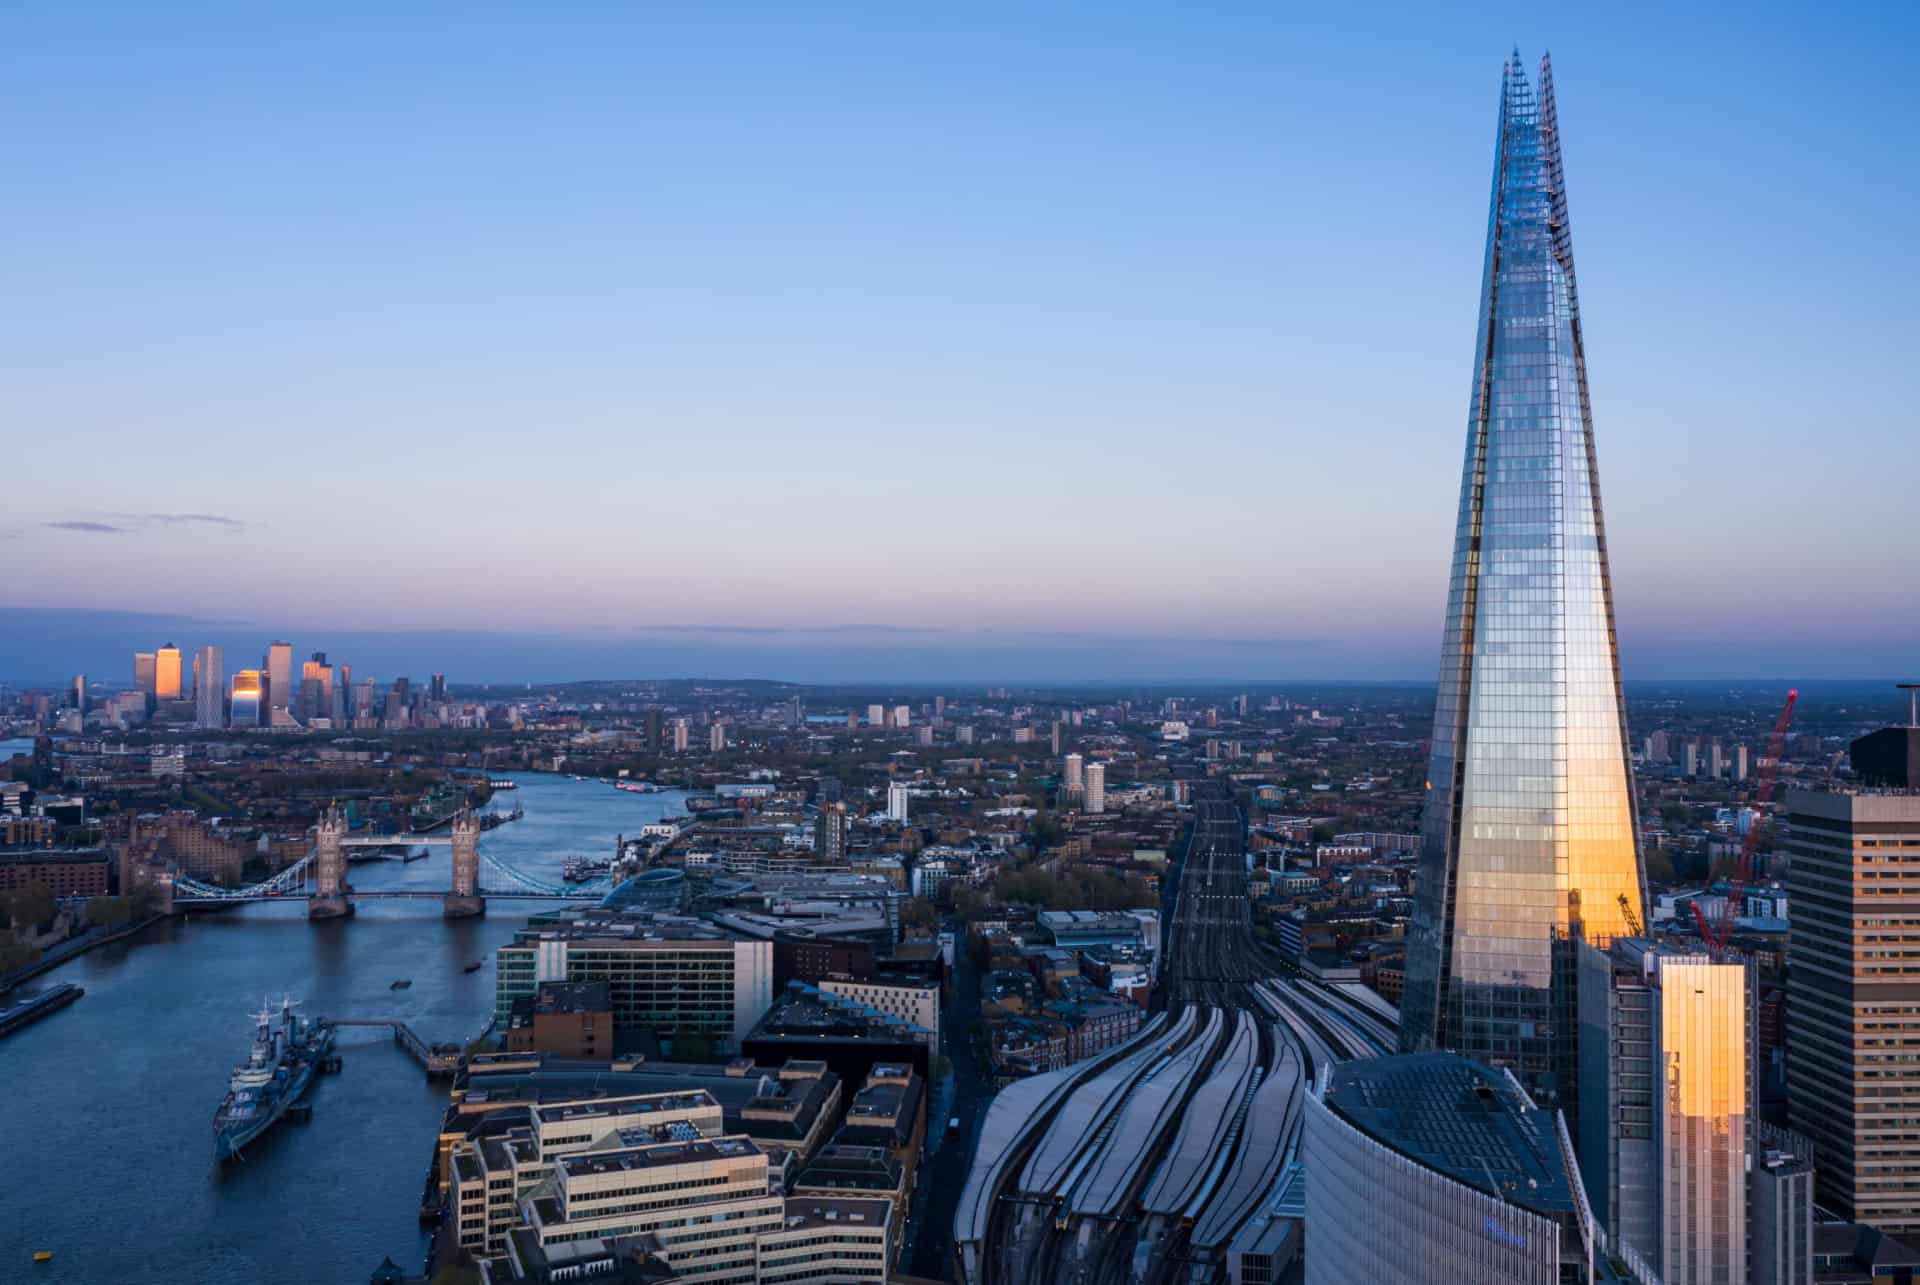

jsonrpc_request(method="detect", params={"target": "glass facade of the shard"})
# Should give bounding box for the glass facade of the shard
[1399,52,1645,1109]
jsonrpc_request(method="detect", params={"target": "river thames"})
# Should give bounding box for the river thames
[0,758,688,1283]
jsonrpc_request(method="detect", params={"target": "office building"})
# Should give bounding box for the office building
[133,651,157,696]
[493,908,773,1054]
[886,782,909,824]
[194,645,224,728]
[69,674,86,713]
[264,640,292,717]
[1084,762,1105,814]
[300,652,333,722]
[1579,939,1748,1284]
[229,670,265,727]
[1400,53,1647,1110]
[1787,730,1920,1234]
[430,672,447,702]
[153,643,182,700]
[742,980,934,1084]
[1304,1052,1606,1284]
[817,974,941,1048]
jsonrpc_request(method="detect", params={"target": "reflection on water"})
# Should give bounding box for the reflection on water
[0,769,685,1283]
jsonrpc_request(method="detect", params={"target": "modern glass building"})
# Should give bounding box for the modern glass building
[1304,1052,1606,1285]
[1399,51,1646,1109]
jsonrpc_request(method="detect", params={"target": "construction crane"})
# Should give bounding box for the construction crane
[1618,892,1643,938]
[1692,689,1798,949]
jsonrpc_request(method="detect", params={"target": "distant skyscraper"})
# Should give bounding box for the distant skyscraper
[1400,52,1646,1109]
[671,718,689,752]
[229,670,264,727]
[814,803,848,865]
[133,651,157,696]
[301,653,333,722]
[1064,752,1084,792]
[195,645,225,728]
[867,703,885,728]
[1735,743,1750,782]
[69,674,86,713]
[1084,763,1105,815]
[887,782,910,824]
[154,643,182,700]
[430,672,447,703]
[1685,742,1701,777]
[1787,732,1920,1234]
[1050,720,1062,755]
[709,721,727,753]
[645,708,663,750]
[265,641,293,718]
[1710,741,1726,780]
[892,704,910,729]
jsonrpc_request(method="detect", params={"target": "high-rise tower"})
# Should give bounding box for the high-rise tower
[1399,52,1645,1108]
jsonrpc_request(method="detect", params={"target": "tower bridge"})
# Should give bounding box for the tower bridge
[163,805,612,919]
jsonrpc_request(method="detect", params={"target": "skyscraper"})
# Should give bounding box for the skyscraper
[1400,52,1646,1108]
[195,645,225,728]
[229,670,265,727]
[1786,728,1920,1234]
[1579,939,1749,1283]
[154,643,182,700]
[1084,763,1105,815]
[265,641,293,719]
[133,651,157,696]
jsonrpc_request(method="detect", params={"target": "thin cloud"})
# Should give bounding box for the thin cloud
[43,520,131,534]
[115,511,251,531]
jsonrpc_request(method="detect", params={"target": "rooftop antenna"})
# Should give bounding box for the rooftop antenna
[1900,683,1920,729]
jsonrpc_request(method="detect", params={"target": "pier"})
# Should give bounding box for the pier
[324,1018,463,1077]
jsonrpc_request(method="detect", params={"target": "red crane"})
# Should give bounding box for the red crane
[1692,689,1798,948]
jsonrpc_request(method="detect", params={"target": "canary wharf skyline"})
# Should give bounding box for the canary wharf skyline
[3,4,1915,682]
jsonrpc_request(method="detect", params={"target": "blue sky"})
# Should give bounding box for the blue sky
[2,3,1914,682]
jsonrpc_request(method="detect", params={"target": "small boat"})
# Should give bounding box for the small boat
[390,979,412,991]
[463,961,484,974]
[34,1252,52,1263]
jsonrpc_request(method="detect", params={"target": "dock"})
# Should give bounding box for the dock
[323,1018,463,1077]
[0,983,84,1039]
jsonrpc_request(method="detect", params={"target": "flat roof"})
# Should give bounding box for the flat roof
[560,1134,760,1179]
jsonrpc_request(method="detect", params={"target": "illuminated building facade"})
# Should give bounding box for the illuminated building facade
[229,669,264,727]
[154,643,182,700]
[1400,51,1646,1108]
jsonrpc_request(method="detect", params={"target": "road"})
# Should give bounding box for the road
[907,927,985,1279]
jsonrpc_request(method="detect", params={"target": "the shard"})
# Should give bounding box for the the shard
[1398,51,1645,1108]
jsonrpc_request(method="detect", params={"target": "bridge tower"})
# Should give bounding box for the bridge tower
[444,809,485,919]
[309,803,354,920]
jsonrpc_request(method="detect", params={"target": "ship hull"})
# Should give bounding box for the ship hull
[215,1028,333,1164]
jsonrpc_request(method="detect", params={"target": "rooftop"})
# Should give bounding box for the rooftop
[1321,1052,1574,1217]
[559,1134,760,1180]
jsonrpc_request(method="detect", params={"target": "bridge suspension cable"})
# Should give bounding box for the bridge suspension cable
[173,853,317,901]
[477,851,611,897]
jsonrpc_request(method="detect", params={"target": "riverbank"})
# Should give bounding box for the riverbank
[0,913,167,997]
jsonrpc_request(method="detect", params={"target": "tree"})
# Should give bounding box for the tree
[9,881,55,934]
[901,897,940,933]
[1644,848,1677,885]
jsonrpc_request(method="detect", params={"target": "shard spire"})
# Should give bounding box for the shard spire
[1397,54,1643,1109]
